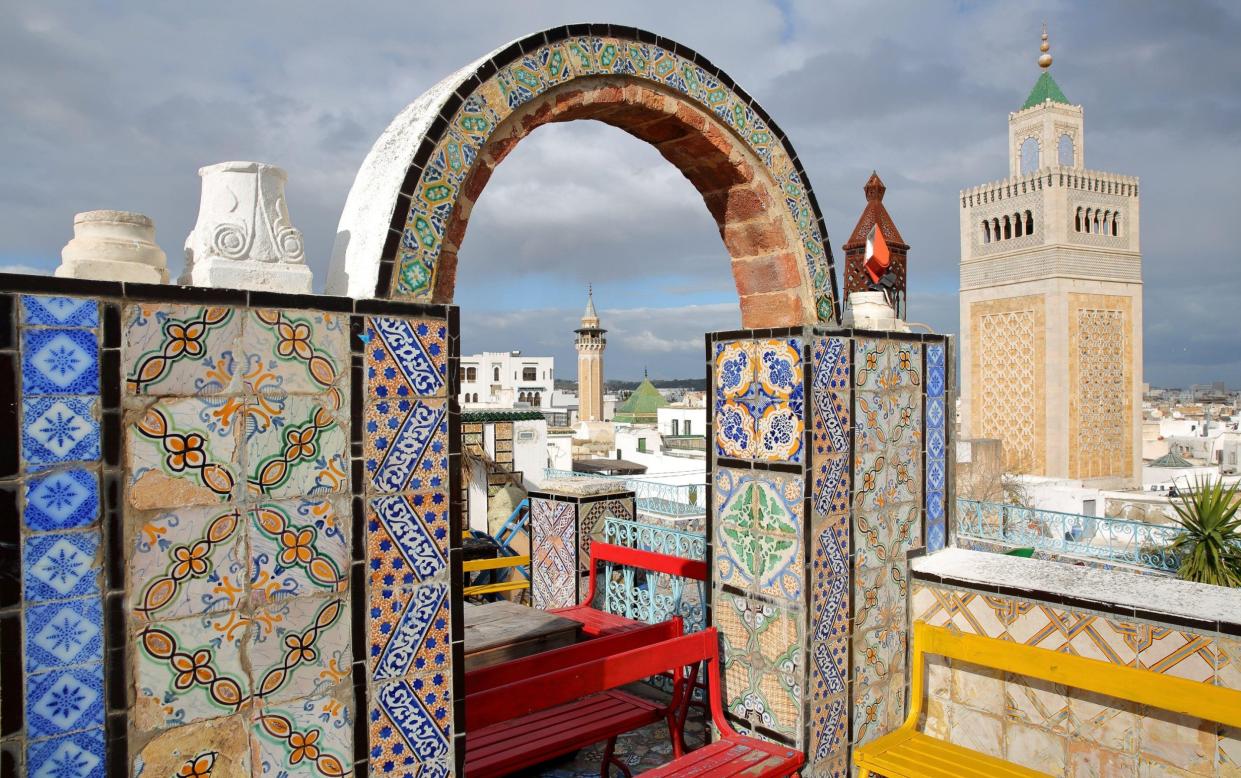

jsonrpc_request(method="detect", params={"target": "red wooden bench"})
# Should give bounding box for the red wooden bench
[464,619,687,777]
[637,628,804,777]
[552,541,709,638]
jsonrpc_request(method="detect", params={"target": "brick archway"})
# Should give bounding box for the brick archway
[330,24,839,326]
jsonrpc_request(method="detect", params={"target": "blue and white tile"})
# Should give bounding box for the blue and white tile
[22,397,100,468]
[26,597,103,674]
[24,531,100,602]
[26,666,105,739]
[21,296,99,328]
[26,727,105,778]
[22,329,99,395]
[24,468,100,532]
[364,399,448,494]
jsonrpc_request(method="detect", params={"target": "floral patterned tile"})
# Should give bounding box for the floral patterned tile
[129,506,245,621]
[22,397,101,469]
[25,597,104,674]
[26,727,105,778]
[21,295,99,328]
[123,304,241,396]
[24,468,100,532]
[22,329,99,395]
[364,398,448,494]
[24,531,100,602]
[714,400,755,460]
[127,397,238,510]
[370,582,451,681]
[244,395,347,500]
[249,498,349,604]
[365,316,447,399]
[713,468,803,599]
[369,672,453,768]
[27,664,105,739]
[249,596,349,705]
[242,309,348,399]
[713,341,754,402]
[252,691,354,778]
[134,612,250,731]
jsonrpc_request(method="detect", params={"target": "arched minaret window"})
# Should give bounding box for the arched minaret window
[993,218,1001,240]
[1003,215,1012,240]
[1020,137,1040,175]
[1014,212,1023,237]
[1058,134,1074,166]
[1102,211,1111,235]
[1085,208,1093,233]
[1112,213,1120,236]
[982,220,991,243]
[1075,207,1082,233]
[1025,210,1034,234]
[1094,210,1101,234]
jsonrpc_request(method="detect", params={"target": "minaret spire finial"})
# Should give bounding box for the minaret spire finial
[1039,23,1053,70]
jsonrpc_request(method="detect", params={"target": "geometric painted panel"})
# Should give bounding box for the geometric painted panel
[714,338,805,465]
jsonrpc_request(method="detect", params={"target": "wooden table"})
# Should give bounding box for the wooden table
[463,600,583,672]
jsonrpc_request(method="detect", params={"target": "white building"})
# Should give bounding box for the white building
[459,351,554,408]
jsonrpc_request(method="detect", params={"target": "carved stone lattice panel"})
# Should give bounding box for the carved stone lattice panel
[1068,295,1132,480]
[970,296,1046,474]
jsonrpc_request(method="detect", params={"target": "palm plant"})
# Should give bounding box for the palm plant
[1168,476,1241,587]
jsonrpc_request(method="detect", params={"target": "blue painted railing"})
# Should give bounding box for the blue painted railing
[544,468,706,518]
[954,498,1182,573]
[600,517,706,633]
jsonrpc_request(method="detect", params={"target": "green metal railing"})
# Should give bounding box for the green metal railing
[955,498,1182,573]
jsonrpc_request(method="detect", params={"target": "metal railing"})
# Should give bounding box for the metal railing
[600,517,707,633]
[954,498,1182,573]
[662,435,707,452]
[544,468,706,518]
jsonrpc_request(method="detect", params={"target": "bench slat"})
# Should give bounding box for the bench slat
[858,730,1048,778]
[638,739,799,777]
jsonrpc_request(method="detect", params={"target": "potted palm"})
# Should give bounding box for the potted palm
[1168,477,1241,587]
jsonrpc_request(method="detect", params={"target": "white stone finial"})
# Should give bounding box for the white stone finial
[57,210,169,283]
[182,161,313,292]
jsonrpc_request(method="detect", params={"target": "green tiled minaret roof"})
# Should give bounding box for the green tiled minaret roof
[1021,71,1070,110]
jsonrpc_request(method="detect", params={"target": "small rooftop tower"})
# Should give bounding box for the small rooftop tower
[842,172,910,319]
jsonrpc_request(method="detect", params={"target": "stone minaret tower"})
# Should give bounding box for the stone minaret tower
[959,27,1142,488]
[575,286,606,422]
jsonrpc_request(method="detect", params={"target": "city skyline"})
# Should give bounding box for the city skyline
[3,2,1239,382]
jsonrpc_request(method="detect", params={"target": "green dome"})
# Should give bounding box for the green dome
[613,377,668,424]
[1021,71,1070,110]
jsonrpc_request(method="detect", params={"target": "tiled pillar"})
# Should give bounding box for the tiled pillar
[527,481,636,610]
[0,295,108,777]
[707,327,950,776]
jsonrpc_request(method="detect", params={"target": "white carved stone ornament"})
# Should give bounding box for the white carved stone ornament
[182,161,313,292]
[57,210,169,283]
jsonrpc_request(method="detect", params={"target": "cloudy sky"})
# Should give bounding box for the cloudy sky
[4,2,1239,385]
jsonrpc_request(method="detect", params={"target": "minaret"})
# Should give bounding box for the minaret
[958,27,1142,487]
[575,286,607,422]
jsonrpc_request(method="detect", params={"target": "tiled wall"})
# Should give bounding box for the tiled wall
[707,327,950,777]
[912,579,1241,775]
[527,487,636,610]
[0,275,461,778]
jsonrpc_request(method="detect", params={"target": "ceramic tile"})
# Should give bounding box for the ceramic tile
[755,338,803,400]
[369,672,452,767]
[27,665,105,739]
[809,692,848,767]
[134,612,250,730]
[25,597,103,674]
[250,596,349,704]
[22,329,99,395]
[243,309,347,397]
[530,497,577,610]
[367,493,448,591]
[714,341,754,402]
[713,467,802,599]
[1006,673,1071,733]
[364,398,448,494]
[754,397,804,463]
[22,397,101,468]
[26,727,106,778]
[24,531,100,602]
[24,468,100,532]
[810,512,849,698]
[853,563,906,634]
[1137,628,1215,683]
[369,582,451,681]
[130,506,245,620]
[365,316,448,399]
[578,497,633,571]
[244,395,347,499]
[123,304,241,395]
[853,626,906,691]
[250,498,349,603]
[21,295,99,328]
[127,397,238,509]
[252,693,354,778]
[712,589,754,657]
[713,399,755,459]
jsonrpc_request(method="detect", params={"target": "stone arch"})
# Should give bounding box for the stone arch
[329,24,839,326]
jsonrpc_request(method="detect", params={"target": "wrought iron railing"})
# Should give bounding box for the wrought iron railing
[662,435,707,452]
[954,498,1182,573]
[544,468,706,518]
[601,517,707,633]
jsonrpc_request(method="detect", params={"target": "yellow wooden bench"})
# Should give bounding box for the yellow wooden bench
[855,621,1241,777]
